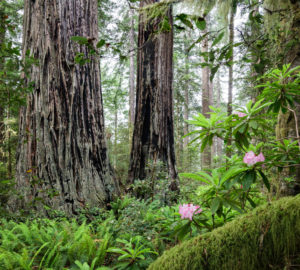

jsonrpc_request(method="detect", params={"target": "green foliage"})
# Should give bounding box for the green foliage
[0,219,112,269]
[257,64,300,113]
[107,236,157,270]
[149,195,300,270]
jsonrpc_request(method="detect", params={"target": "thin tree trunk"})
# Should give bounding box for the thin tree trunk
[201,30,211,169]
[175,89,183,169]
[216,72,222,159]
[210,79,215,166]
[226,9,234,160]
[129,7,135,129]
[128,0,179,192]
[183,36,190,148]
[0,5,6,169]
[114,69,123,170]
[14,0,119,215]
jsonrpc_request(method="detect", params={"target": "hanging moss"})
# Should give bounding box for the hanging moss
[140,0,174,25]
[148,195,300,270]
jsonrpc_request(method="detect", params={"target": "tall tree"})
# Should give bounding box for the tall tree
[226,7,235,159]
[264,0,300,195]
[183,33,190,148]
[128,0,179,191]
[0,3,6,167]
[201,28,211,169]
[129,7,136,129]
[15,0,119,214]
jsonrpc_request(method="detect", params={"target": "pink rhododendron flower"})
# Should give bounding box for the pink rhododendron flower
[232,112,247,121]
[255,152,265,162]
[179,204,202,221]
[243,151,256,165]
[237,112,247,117]
[243,151,265,166]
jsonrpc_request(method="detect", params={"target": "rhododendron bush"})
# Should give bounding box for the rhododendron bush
[179,204,202,220]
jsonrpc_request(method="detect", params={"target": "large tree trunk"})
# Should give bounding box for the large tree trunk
[14,0,119,215]
[264,0,300,195]
[201,31,211,169]
[128,0,179,192]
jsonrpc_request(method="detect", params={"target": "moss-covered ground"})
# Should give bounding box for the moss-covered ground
[148,195,300,270]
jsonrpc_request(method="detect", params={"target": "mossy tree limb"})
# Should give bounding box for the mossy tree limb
[148,195,300,270]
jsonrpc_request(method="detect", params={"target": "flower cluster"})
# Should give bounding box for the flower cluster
[232,112,247,121]
[179,204,202,221]
[243,151,265,166]
[235,112,247,117]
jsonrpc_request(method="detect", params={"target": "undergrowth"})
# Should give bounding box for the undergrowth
[148,195,300,270]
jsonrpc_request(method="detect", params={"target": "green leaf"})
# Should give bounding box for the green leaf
[258,170,270,191]
[200,136,209,152]
[96,39,106,48]
[242,170,256,190]
[179,172,211,185]
[176,14,193,29]
[221,167,248,185]
[247,197,257,208]
[212,32,224,47]
[160,16,171,32]
[70,36,89,45]
[195,17,206,30]
[249,120,258,129]
[211,197,220,215]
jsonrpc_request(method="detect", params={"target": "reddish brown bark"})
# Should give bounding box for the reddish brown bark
[15,0,119,215]
[128,0,179,191]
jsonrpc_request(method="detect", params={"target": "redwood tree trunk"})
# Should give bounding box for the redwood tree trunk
[226,9,234,160]
[183,36,190,148]
[128,0,179,191]
[129,8,136,128]
[15,0,119,215]
[0,5,5,169]
[201,31,211,169]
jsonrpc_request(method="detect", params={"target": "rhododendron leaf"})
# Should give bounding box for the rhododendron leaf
[211,197,221,215]
[179,173,211,184]
[242,170,256,190]
[258,170,270,191]
[200,137,209,152]
[221,167,248,185]
[249,120,258,129]
[247,197,256,208]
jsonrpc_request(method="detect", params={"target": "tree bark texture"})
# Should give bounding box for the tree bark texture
[183,35,190,148]
[129,8,136,127]
[226,9,234,160]
[201,31,211,169]
[0,5,6,168]
[265,0,300,195]
[15,0,119,215]
[128,0,179,191]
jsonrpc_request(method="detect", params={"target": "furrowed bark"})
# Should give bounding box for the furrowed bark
[14,0,119,215]
[128,0,179,192]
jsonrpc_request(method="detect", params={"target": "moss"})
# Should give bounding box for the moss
[264,0,300,65]
[148,195,300,270]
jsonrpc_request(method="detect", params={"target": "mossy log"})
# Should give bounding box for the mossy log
[148,195,300,270]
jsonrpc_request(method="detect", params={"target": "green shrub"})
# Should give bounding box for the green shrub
[148,195,300,270]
